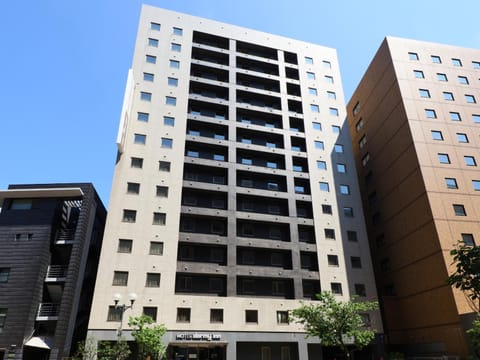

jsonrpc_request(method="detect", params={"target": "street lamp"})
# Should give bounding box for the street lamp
[113,292,137,360]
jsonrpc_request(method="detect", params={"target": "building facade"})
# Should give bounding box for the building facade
[0,183,106,360]
[346,37,480,356]
[87,6,381,360]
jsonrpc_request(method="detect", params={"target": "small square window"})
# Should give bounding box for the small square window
[334,144,344,153]
[171,43,181,52]
[419,89,430,98]
[146,273,160,287]
[166,96,176,106]
[425,109,437,118]
[319,182,329,192]
[161,138,173,148]
[343,207,354,217]
[143,72,154,82]
[347,231,358,242]
[464,156,477,166]
[331,125,340,134]
[329,108,339,116]
[458,76,469,85]
[168,77,178,87]
[445,178,458,189]
[149,241,164,255]
[317,161,327,170]
[148,38,158,47]
[465,95,476,104]
[409,52,419,60]
[308,88,318,96]
[443,92,454,101]
[362,153,370,166]
[472,114,480,123]
[156,186,168,197]
[327,91,336,99]
[127,182,140,194]
[450,112,461,121]
[306,72,315,80]
[113,271,128,286]
[359,135,367,148]
[310,104,320,113]
[312,122,322,131]
[354,284,366,297]
[107,306,122,321]
[0,268,10,283]
[340,184,350,195]
[146,55,156,64]
[245,310,258,323]
[331,282,343,295]
[322,204,332,214]
[437,73,448,81]
[473,61,480,69]
[150,22,160,31]
[351,256,362,268]
[210,309,224,323]
[140,92,152,101]
[413,70,424,78]
[137,112,149,122]
[472,180,480,191]
[305,56,313,64]
[325,75,334,84]
[169,60,180,69]
[177,308,191,322]
[453,204,466,216]
[117,239,132,253]
[122,210,136,223]
[438,153,450,164]
[462,233,475,246]
[322,60,332,68]
[153,212,166,225]
[324,228,335,239]
[164,116,175,126]
[143,307,158,321]
[327,254,339,266]
[452,58,462,67]
[277,311,289,324]
[131,157,143,168]
[337,163,346,173]
[456,133,469,143]
[314,141,324,150]
[355,118,364,131]
[431,55,441,63]
[431,130,443,140]
[134,133,146,145]
[173,27,183,35]
[159,161,171,172]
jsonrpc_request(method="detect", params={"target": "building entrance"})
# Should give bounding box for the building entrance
[169,345,226,360]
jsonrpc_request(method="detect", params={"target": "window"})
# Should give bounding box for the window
[317,160,327,170]
[210,309,224,323]
[337,163,346,173]
[457,133,469,143]
[169,59,180,68]
[464,156,477,166]
[419,89,430,98]
[241,158,253,165]
[458,76,469,84]
[324,228,335,239]
[347,231,358,242]
[437,73,447,81]
[314,140,324,150]
[143,307,158,321]
[473,180,480,191]
[143,72,154,82]
[452,58,462,67]
[340,184,350,195]
[453,204,466,216]
[262,347,271,360]
[163,116,175,127]
[431,55,441,63]
[177,308,190,322]
[327,91,336,99]
[306,72,315,80]
[156,186,168,197]
[465,95,476,104]
[173,27,183,35]
[473,61,480,69]
[277,311,289,324]
[171,43,181,52]
[319,182,329,192]
[116,239,132,253]
[107,306,122,321]
[343,207,354,217]
[425,109,437,118]
[148,38,158,47]
[359,135,367,148]
[153,212,166,225]
[325,75,334,84]
[138,112,149,122]
[150,22,160,31]
[245,310,258,323]
[438,153,450,164]
[354,284,366,297]
[329,107,339,116]
[140,92,151,101]
[362,153,370,166]
[327,254,339,266]
[159,161,171,172]
[312,122,322,130]
[134,133,146,145]
[149,241,164,255]
[351,256,362,268]
[450,112,461,121]
[308,87,318,96]
[334,144,344,153]
[122,210,136,223]
[355,118,364,131]
[331,282,343,295]
[127,182,140,194]
[443,92,454,101]
[146,55,156,64]
[0,268,10,283]
[146,273,160,287]
[331,125,340,133]
[304,56,313,64]
[431,130,443,140]
[322,204,332,214]
[113,271,128,286]
[413,70,424,78]
[131,157,143,168]
[310,104,320,113]
[166,96,176,106]
[168,77,178,87]
[161,137,173,148]
[445,178,458,189]
[409,52,419,60]
[473,114,480,123]
[462,233,475,246]
[10,199,32,210]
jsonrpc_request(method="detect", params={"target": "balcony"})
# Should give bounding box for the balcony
[237,219,290,242]
[237,276,294,299]
[45,265,68,282]
[193,31,229,50]
[175,273,227,296]
[237,90,281,112]
[237,73,280,93]
[55,228,76,244]
[36,303,60,320]
[237,108,283,129]
[183,163,228,186]
[190,63,229,84]
[237,56,279,76]
[236,40,278,61]
[192,47,229,66]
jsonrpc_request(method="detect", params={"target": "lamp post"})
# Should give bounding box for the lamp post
[113,292,137,360]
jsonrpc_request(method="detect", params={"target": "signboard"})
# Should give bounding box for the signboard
[175,333,221,341]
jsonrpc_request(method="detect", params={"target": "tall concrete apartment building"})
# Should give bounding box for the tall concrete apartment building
[0,183,106,360]
[347,37,480,356]
[88,5,380,360]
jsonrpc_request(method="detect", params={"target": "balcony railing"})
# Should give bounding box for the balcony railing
[46,265,68,280]
[37,303,60,320]
[55,228,76,244]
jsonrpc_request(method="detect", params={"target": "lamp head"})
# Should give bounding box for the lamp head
[113,293,122,305]
[128,292,138,306]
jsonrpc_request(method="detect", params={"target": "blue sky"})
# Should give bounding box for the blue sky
[1,0,478,205]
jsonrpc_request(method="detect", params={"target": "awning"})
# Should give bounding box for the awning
[24,337,52,349]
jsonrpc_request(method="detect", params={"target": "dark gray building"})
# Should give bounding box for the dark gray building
[0,183,106,360]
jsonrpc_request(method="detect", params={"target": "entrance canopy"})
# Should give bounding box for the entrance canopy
[24,337,52,349]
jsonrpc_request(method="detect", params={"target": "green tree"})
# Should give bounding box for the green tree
[73,337,130,360]
[128,314,167,360]
[291,291,379,359]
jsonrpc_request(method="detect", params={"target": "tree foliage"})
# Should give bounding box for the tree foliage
[128,314,167,360]
[291,291,378,359]
[73,337,130,360]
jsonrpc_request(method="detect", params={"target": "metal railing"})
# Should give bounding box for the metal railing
[37,303,60,318]
[46,265,68,279]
